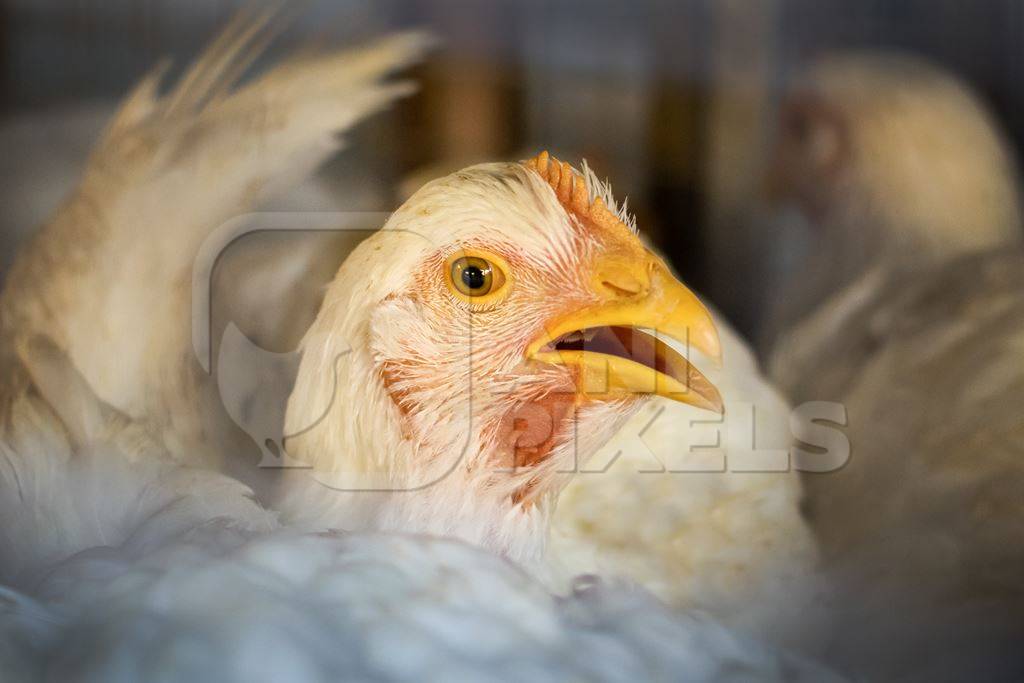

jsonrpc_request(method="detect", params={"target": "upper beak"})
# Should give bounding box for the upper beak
[526,252,724,413]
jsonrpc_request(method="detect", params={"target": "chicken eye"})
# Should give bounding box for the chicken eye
[451,256,494,295]
[446,251,509,303]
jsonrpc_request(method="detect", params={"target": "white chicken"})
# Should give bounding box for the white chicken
[0,7,815,669]
[764,51,1024,679]
[0,109,815,636]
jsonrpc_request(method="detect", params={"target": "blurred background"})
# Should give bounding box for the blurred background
[2,0,1023,342]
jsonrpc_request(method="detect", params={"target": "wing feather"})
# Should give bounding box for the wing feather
[0,12,431,425]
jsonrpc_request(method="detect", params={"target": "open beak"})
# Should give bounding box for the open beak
[526,253,724,413]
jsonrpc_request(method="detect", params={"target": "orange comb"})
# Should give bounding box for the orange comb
[523,151,634,239]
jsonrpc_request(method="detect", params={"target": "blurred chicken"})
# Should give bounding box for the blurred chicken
[3,532,840,683]
[0,8,814,660]
[762,52,1023,348]
[764,52,1024,679]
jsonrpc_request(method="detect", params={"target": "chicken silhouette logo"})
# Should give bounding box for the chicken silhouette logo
[193,212,432,476]
[216,321,349,469]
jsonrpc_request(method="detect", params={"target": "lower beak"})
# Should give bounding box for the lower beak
[526,254,724,413]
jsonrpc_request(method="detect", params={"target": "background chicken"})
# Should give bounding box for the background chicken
[764,52,1024,679]
[760,52,1023,351]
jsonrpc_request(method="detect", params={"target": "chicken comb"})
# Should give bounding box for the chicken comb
[523,151,635,237]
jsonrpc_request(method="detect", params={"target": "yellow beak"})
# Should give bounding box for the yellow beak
[526,253,723,413]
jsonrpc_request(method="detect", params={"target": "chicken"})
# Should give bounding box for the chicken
[762,51,1023,348]
[277,160,817,637]
[764,52,1024,679]
[0,9,813,655]
[0,337,842,683]
[210,180,816,644]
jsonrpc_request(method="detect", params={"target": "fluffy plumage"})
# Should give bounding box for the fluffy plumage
[0,336,276,589]
[0,336,839,683]
[3,533,840,683]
